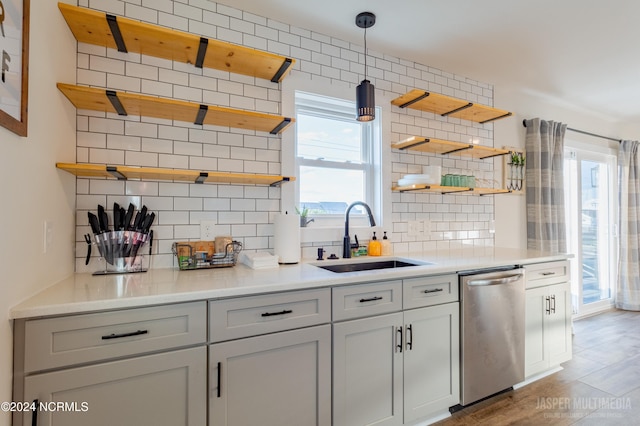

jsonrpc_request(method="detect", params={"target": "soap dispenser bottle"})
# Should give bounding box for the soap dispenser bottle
[381,231,392,256]
[368,232,382,256]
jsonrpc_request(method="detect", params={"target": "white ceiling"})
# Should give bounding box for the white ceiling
[215,0,640,125]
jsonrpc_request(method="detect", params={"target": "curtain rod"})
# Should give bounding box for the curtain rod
[522,119,622,143]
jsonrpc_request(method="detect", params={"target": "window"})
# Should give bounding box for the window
[294,91,381,222]
[564,141,617,318]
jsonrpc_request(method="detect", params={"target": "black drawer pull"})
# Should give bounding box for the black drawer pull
[359,296,383,303]
[541,271,556,276]
[101,329,148,340]
[261,309,293,317]
[424,288,444,294]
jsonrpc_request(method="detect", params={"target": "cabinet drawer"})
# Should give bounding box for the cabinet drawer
[525,261,570,288]
[23,302,207,373]
[403,274,459,309]
[332,280,402,321]
[209,288,331,342]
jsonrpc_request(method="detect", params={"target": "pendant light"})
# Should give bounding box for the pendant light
[356,12,376,122]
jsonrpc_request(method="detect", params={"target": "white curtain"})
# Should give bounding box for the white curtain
[617,140,640,310]
[524,118,567,253]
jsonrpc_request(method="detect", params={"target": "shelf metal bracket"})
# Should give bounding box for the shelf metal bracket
[441,102,473,117]
[106,166,127,180]
[194,104,208,125]
[105,90,127,116]
[195,172,208,184]
[480,190,512,196]
[441,144,474,155]
[398,138,430,150]
[479,151,510,160]
[195,37,208,68]
[270,118,292,134]
[271,58,294,83]
[398,91,429,109]
[480,112,512,124]
[106,14,128,53]
[398,185,431,193]
[270,176,291,187]
[440,188,473,195]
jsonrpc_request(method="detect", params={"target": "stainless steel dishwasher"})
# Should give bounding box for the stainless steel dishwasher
[459,267,525,406]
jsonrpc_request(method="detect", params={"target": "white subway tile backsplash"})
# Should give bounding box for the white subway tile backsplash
[189,156,218,171]
[203,198,230,211]
[174,197,203,210]
[89,148,125,164]
[72,0,497,268]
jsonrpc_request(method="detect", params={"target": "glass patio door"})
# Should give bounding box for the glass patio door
[564,144,616,317]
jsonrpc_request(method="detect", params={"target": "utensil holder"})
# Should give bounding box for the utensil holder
[91,231,150,275]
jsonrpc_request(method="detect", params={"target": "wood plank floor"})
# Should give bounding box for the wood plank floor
[435,309,640,425]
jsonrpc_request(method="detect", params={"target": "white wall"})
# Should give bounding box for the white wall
[0,1,76,424]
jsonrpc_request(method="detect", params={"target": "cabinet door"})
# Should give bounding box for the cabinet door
[210,325,331,426]
[548,282,572,367]
[333,312,403,426]
[22,346,206,426]
[403,303,460,423]
[525,286,548,377]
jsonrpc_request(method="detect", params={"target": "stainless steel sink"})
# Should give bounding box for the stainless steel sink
[315,259,425,273]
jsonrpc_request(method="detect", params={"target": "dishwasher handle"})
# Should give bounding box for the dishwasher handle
[467,273,523,286]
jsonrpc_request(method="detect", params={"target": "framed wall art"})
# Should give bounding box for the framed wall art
[0,0,29,136]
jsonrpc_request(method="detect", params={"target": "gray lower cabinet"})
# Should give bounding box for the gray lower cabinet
[333,302,460,426]
[524,282,572,377]
[524,261,572,378]
[13,302,208,426]
[209,324,331,426]
[21,346,207,426]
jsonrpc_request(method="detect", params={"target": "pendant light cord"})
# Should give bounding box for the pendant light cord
[363,26,368,81]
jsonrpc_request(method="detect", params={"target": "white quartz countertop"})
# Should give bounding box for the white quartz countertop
[10,247,571,319]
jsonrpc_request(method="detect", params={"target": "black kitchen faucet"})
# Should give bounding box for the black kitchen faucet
[342,201,376,258]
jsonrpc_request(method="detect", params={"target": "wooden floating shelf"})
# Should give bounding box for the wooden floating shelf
[391,89,512,124]
[392,136,510,160]
[56,163,295,186]
[58,3,295,82]
[57,83,294,134]
[392,184,511,196]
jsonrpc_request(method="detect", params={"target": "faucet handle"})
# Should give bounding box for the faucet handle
[351,234,359,249]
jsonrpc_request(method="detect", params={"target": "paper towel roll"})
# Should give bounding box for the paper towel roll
[273,213,300,264]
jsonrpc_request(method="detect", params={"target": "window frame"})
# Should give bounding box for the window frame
[294,91,377,223]
[281,74,391,244]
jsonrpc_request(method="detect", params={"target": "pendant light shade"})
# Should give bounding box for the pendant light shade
[356,79,375,121]
[355,12,376,122]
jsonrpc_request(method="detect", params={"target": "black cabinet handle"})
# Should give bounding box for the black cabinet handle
[541,271,556,276]
[217,362,221,398]
[424,288,443,294]
[545,296,551,315]
[396,326,403,353]
[101,329,148,340]
[551,295,556,314]
[359,296,383,303]
[31,399,38,426]
[261,309,293,317]
[406,324,413,351]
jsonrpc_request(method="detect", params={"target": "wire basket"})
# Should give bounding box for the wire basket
[172,240,242,270]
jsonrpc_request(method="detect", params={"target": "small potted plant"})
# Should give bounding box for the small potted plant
[295,206,314,227]
[509,151,526,190]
